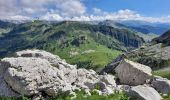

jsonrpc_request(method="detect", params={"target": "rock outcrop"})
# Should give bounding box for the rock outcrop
[0,62,19,97]
[128,85,162,100]
[100,54,125,75]
[115,59,152,85]
[0,49,169,100]
[152,76,170,94]
[0,75,19,97]
[0,49,117,98]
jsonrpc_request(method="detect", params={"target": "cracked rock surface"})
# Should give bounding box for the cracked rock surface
[0,49,117,97]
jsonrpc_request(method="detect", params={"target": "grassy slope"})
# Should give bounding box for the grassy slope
[42,26,122,70]
[47,43,122,71]
[153,71,170,80]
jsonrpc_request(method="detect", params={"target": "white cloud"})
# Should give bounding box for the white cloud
[55,0,86,16]
[90,8,170,23]
[0,1,170,23]
[0,15,31,20]
[93,8,103,14]
[38,8,170,23]
[0,0,86,20]
[40,13,63,21]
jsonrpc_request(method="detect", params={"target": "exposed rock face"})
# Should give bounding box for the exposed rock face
[100,54,125,74]
[2,57,65,96]
[0,49,117,97]
[0,75,19,97]
[0,62,19,97]
[152,76,170,94]
[115,59,152,85]
[99,74,116,86]
[128,85,162,100]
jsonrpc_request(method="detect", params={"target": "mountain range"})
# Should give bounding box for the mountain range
[0,20,170,71]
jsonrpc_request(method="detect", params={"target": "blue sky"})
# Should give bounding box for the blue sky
[0,0,170,22]
[84,0,170,17]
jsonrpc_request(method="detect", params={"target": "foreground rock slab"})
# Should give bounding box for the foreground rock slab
[115,59,152,85]
[128,85,162,100]
[0,49,117,97]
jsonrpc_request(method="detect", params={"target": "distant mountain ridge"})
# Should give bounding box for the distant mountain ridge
[99,20,159,42]
[120,20,170,35]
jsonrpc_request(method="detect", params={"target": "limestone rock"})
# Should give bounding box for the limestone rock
[99,74,116,86]
[0,49,117,97]
[0,62,19,97]
[128,85,162,100]
[2,57,65,96]
[16,49,77,70]
[115,59,152,85]
[102,86,115,95]
[117,85,131,92]
[152,76,170,94]
[0,75,19,97]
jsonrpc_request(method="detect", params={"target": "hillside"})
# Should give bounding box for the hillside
[152,30,170,46]
[0,20,15,36]
[0,21,144,71]
[99,20,158,42]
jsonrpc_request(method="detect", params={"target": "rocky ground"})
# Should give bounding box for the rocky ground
[125,43,170,70]
[0,49,170,100]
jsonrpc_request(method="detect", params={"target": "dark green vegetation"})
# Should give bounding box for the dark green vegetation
[0,21,145,70]
[153,30,170,46]
[162,94,170,100]
[0,20,15,37]
[0,91,130,100]
[153,71,170,80]
[2,92,170,100]
[54,91,130,100]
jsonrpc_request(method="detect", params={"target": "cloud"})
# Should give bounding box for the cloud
[91,8,141,20]
[55,0,86,16]
[39,8,170,23]
[0,0,86,20]
[0,1,170,23]
[93,8,103,15]
[40,13,64,21]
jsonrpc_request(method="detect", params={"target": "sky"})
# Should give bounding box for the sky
[0,0,170,23]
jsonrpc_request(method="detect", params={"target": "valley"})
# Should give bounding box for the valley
[0,20,145,71]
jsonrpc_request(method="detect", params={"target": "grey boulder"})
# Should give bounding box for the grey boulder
[115,59,152,85]
[152,76,170,94]
[128,85,162,100]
